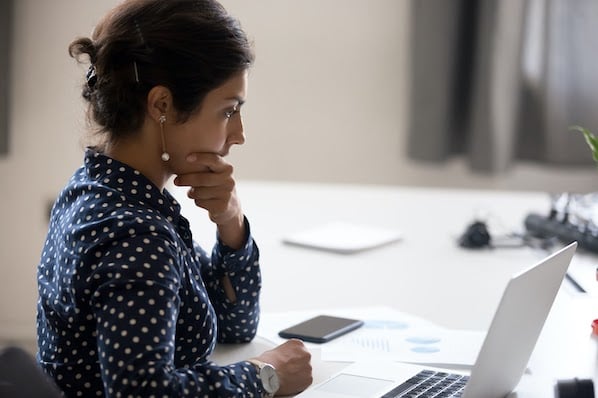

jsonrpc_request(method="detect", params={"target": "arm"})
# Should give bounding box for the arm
[172,153,312,394]
[174,152,261,342]
[192,216,262,343]
[88,231,262,397]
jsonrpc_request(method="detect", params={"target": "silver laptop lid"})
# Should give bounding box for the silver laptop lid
[463,242,577,397]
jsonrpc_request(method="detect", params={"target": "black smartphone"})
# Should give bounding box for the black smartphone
[278,315,364,344]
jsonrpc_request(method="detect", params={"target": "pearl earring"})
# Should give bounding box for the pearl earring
[159,114,170,161]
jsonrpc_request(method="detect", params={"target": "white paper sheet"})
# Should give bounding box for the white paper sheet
[258,307,485,367]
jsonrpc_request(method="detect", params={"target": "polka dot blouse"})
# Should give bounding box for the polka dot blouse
[36,149,265,397]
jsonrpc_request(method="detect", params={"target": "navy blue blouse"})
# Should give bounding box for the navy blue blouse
[36,149,265,397]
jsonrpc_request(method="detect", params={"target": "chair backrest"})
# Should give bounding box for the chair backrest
[0,346,62,398]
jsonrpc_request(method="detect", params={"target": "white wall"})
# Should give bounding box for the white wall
[1,0,596,347]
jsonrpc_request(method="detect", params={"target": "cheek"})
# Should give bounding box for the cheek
[171,122,226,154]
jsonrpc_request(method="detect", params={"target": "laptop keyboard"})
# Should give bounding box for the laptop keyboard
[380,369,469,398]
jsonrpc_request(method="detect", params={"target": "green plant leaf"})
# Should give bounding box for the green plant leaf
[570,125,598,164]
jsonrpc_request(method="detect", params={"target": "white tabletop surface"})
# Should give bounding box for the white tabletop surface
[170,180,598,397]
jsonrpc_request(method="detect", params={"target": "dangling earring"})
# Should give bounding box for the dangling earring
[159,114,170,161]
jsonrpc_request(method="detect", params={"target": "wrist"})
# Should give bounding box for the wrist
[217,213,246,249]
[248,359,280,398]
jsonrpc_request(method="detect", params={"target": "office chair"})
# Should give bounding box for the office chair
[0,345,62,398]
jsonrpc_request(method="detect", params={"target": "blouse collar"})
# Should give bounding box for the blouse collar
[83,148,182,224]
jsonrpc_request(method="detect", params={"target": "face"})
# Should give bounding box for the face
[164,70,248,173]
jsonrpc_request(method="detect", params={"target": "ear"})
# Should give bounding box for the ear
[146,85,173,123]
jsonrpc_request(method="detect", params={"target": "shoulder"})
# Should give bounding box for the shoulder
[52,179,185,264]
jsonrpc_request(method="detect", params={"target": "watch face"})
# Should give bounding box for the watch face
[261,364,280,394]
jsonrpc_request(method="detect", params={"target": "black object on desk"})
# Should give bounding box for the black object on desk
[525,213,598,254]
[278,315,364,344]
[554,378,595,398]
[458,221,491,248]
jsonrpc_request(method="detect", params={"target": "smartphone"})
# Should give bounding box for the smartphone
[278,315,364,344]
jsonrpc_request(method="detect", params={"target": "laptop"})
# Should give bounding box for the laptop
[297,242,577,398]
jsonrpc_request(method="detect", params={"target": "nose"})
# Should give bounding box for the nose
[228,115,245,146]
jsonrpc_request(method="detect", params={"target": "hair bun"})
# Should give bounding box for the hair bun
[68,37,97,65]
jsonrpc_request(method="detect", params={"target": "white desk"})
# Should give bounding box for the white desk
[170,180,598,397]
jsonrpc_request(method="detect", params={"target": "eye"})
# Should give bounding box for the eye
[224,106,239,119]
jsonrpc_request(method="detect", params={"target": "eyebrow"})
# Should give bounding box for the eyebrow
[225,96,246,106]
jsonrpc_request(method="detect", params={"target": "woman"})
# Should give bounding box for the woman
[36,0,312,396]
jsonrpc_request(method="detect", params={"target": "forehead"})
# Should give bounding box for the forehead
[204,70,248,104]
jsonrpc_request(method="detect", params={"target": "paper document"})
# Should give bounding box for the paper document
[282,222,402,254]
[258,307,484,367]
[322,326,484,366]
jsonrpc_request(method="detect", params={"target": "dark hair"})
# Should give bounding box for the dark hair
[69,0,254,141]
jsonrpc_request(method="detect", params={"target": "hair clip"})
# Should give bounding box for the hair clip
[133,61,140,83]
[86,65,97,89]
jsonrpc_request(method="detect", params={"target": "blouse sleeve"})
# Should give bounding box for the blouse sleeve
[198,216,262,343]
[87,229,262,397]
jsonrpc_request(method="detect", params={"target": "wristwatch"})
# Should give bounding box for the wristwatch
[248,359,280,397]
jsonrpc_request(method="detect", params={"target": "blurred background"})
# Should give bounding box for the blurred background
[1,0,597,350]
